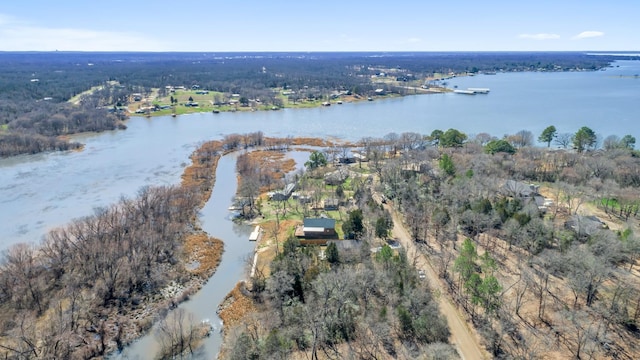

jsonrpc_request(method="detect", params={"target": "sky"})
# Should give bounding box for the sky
[0,0,638,52]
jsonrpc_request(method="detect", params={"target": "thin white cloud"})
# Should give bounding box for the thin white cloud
[0,13,17,26]
[518,33,560,40]
[573,31,604,39]
[339,34,359,43]
[0,13,166,51]
[405,37,422,44]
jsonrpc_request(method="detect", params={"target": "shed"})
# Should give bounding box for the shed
[324,198,339,211]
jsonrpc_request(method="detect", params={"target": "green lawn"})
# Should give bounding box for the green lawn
[132,86,390,117]
[135,89,274,116]
[600,197,621,210]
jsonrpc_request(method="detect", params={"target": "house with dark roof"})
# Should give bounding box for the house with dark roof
[295,218,338,245]
[336,151,356,164]
[270,183,296,201]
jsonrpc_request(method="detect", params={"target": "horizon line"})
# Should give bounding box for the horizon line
[0,50,639,54]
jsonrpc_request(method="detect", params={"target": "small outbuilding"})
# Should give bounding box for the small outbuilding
[323,198,339,211]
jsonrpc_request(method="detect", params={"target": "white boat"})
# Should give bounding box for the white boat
[454,89,476,95]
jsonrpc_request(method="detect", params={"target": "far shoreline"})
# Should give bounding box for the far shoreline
[127,85,449,119]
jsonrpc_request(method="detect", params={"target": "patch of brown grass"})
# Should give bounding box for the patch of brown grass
[255,219,300,277]
[288,137,332,147]
[287,137,357,147]
[218,282,256,328]
[240,150,298,193]
[247,150,284,166]
[181,140,223,208]
[183,232,224,278]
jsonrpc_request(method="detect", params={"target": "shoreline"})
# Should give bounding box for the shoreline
[128,87,448,118]
[115,136,332,357]
[0,139,227,357]
[108,139,228,354]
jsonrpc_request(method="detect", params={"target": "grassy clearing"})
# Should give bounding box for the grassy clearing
[599,197,621,210]
[68,81,119,105]
[0,124,7,132]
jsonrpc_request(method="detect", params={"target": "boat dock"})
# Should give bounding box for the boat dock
[454,88,490,95]
[467,88,490,94]
[249,225,262,241]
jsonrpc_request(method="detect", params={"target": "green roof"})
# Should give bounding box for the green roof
[303,218,335,229]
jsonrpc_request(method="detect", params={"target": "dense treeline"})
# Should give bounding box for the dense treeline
[0,132,81,156]
[0,186,201,358]
[0,52,621,101]
[365,128,640,358]
[0,91,125,157]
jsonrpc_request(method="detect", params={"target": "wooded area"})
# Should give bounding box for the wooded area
[223,126,640,359]
[3,50,640,358]
[370,129,640,359]
[0,136,229,358]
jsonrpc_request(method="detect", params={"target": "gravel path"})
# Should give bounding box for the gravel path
[384,201,488,360]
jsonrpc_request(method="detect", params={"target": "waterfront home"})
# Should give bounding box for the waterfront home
[295,218,338,245]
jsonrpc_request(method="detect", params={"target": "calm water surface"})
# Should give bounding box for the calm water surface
[1,59,639,359]
[114,153,254,359]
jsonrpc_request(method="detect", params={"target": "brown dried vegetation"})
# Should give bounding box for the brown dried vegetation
[218,282,257,328]
[183,232,224,278]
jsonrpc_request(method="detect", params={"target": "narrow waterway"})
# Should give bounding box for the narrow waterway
[115,152,255,359]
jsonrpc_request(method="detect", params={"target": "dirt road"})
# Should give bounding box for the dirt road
[385,203,487,360]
